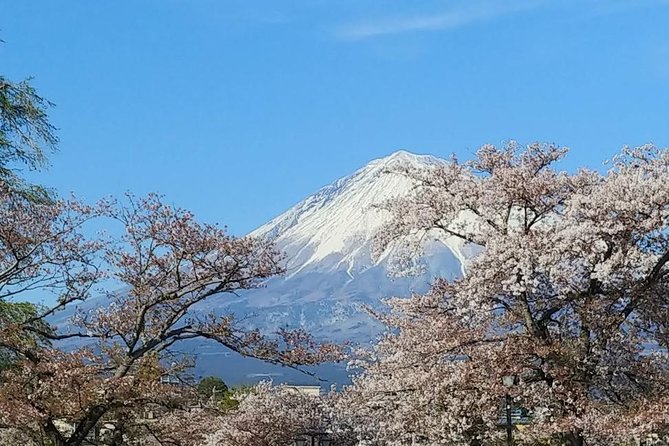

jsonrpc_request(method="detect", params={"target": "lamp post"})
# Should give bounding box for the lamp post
[502,375,515,446]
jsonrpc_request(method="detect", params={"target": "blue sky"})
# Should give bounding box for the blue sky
[2,0,668,234]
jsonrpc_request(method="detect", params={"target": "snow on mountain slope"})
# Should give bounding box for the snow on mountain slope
[194,150,469,345]
[250,150,466,278]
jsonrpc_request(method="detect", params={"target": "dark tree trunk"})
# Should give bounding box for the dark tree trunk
[42,421,66,446]
[64,405,109,446]
[563,431,585,446]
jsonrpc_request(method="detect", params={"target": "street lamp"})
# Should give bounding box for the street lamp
[294,438,307,446]
[502,375,515,446]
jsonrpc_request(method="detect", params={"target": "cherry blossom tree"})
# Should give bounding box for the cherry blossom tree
[0,191,343,446]
[200,381,354,446]
[340,143,669,446]
[0,60,345,446]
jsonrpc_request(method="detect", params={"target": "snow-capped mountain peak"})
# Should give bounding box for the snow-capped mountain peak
[368,149,438,167]
[250,150,452,277]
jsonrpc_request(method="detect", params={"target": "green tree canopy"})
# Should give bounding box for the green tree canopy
[0,300,49,372]
[0,75,57,202]
[197,376,229,401]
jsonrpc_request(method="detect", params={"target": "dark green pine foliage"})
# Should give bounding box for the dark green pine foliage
[0,300,50,373]
[0,75,58,202]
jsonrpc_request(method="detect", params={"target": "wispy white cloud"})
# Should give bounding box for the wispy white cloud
[334,1,544,40]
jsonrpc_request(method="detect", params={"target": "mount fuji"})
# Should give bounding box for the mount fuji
[185,150,472,384]
[195,151,467,341]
